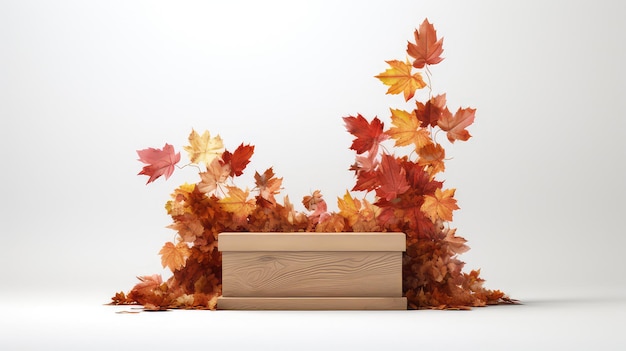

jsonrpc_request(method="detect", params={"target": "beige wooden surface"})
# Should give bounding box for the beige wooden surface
[218,232,406,252]
[217,297,407,310]
[222,251,402,297]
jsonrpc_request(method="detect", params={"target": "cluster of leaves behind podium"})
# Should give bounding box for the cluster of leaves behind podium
[111,19,511,310]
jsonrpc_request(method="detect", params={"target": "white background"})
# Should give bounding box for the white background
[1,0,625,349]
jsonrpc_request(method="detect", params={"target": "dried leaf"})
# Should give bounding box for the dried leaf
[407,18,444,68]
[421,188,460,222]
[137,143,180,184]
[375,59,427,101]
[159,242,191,271]
[183,129,224,165]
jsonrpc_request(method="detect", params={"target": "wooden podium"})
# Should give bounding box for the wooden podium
[217,232,407,310]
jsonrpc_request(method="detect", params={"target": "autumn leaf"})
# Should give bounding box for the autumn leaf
[343,114,389,155]
[183,129,225,165]
[254,167,283,203]
[302,190,329,224]
[337,190,361,226]
[387,108,432,150]
[159,241,191,271]
[219,186,256,224]
[443,227,469,255]
[417,142,446,176]
[221,143,254,177]
[437,107,475,143]
[416,94,448,128]
[375,59,427,101]
[376,154,410,201]
[352,170,378,192]
[127,274,165,308]
[315,213,345,233]
[282,195,307,226]
[137,143,181,184]
[421,188,460,222]
[166,215,204,242]
[197,157,230,194]
[407,18,444,68]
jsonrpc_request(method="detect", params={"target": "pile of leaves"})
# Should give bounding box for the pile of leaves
[111,19,511,310]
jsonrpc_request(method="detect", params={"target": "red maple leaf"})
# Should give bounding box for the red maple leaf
[407,18,444,69]
[343,114,389,155]
[137,143,181,184]
[437,107,475,143]
[415,94,448,128]
[221,143,254,177]
[352,170,378,192]
[375,154,410,201]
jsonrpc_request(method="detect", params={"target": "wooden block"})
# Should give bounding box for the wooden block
[218,232,406,310]
[222,251,402,297]
[217,297,408,310]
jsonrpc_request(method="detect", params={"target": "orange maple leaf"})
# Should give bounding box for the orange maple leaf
[197,158,230,194]
[387,108,432,151]
[375,59,427,101]
[166,215,204,242]
[407,18,444,68]
[443,227,469,255]
[421,188,460,222]
[254,168,283,203]
[159,241,191,271]
[183,129,225,165]
[417,142,446,176]
[219,186,256,224]
[437,107,475,143]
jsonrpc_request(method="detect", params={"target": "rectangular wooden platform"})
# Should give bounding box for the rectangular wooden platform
[217,232,407,310]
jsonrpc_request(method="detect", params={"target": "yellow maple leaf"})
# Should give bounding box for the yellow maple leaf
[337,190,361,226]
[183,129,225,165]
[375,59,427,101]
[219,186,256,224]
[159,241,190,271]
[387,108,431,150]
[421,188,460,222]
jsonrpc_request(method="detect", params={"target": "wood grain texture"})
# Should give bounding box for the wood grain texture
[218,232,406,252]
[222,251,402,297]
[217,297,407,310]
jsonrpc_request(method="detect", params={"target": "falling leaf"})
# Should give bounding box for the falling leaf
[375,59,427,101]
[343,114,389,155]
[415,94,448,128]
[254,168,283,203]
[137,143,180,184]
[407,18,444,68]
[417,142,446,176]
[437,107,475,143]
[421,188,460,222]
[387,108,431,150]
[183,129,224,165]
[159,242,191,271]
[221,143,254,177]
